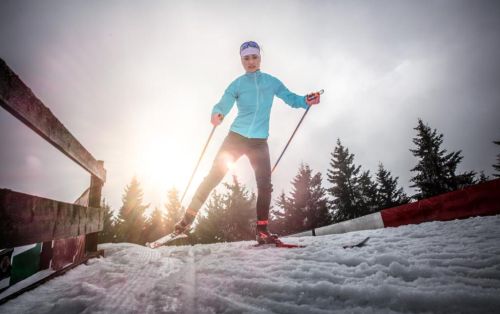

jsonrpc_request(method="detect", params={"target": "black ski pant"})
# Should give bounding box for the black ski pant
[188,131,273,222]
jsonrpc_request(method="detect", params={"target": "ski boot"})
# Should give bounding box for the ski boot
[256,223,279,245]
[174,219,190,235]
[174,208,198,235]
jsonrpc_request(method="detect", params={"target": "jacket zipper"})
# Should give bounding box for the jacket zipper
[247,73,260,137]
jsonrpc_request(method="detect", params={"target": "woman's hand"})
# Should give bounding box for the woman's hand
[306,92,321,106]
[211,113,224,126]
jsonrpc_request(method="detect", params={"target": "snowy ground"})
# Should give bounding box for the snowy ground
[2,215,500,314]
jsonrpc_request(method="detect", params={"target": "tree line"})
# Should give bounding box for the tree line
[99,119,500,245]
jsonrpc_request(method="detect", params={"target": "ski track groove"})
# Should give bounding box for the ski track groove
[106,247,162,313]
[182,246,197,314]
[197,287,269,314]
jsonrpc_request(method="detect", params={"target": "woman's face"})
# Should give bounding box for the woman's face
[241,54,261,73]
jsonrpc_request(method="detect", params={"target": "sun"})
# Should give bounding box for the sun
[136,141,171,187]
[132,123,220,210]
[226,161,236,171]
[134,134,192,207]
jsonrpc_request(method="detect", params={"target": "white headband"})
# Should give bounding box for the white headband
[240,47,260,57]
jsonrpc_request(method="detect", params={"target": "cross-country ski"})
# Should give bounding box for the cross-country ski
[342,236,370,249]
[146,232,188,249]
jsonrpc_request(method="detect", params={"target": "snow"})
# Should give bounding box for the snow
[1,215,500,314]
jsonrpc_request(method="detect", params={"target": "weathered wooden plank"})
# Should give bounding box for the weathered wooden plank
[0,58,106,182]
[74,188,90,206]
[86,161,104,253]
[0,189,104,249]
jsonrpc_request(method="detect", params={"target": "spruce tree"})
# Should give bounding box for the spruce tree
[224,176,256,241]
[164,188,183,234]
[274,163,330,235]
[494,141,500,178]
[144,206,165,243]
[477,171,489,183]
[194,175,255,244]
[270,192,288,235]
[376,163,409,210]
[194,190,226,243]
[327,139,366,222]
[98,198,116,244]
[115,176,149,244]
[410,119,476,199]
[357,170,379,214]
[307,170,331,231]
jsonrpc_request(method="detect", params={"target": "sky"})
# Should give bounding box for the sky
[1,0,499,214]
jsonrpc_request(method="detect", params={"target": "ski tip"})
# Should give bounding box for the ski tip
[342,236,370,249]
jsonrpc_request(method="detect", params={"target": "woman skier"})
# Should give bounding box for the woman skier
[174,40,321,244]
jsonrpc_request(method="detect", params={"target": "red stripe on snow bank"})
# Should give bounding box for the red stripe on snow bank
[381,179,500,228]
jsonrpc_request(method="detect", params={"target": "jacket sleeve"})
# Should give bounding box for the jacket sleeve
[212,79,239,116]
[275,79,308,109]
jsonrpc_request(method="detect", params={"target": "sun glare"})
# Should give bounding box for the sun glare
[132,127,241,210]
[134,134,193,209]
[226,161,236,171]
[137,143,171,187]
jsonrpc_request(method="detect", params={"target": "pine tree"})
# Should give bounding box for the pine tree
[410,119,476,199]
[98,198,116,244]
[274,163,330,235]
[115,176,149,244]
[224,176,256,241]
[477,171,489,183]
[270,192,288,235]
[357,170,379,214]
[163,188,183,234]
[494,141,500,178]
[194,190,226,243]
[327,139,367,222]
[376,163,410,210]
[144,206,166,243]
[194,175,255,244]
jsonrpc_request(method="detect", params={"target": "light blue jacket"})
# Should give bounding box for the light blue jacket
[212,70,308,139]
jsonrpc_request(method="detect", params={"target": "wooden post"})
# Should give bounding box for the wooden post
[85,160,104,254]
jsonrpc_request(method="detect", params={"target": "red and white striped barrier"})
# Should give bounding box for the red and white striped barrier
[291,178,500,237]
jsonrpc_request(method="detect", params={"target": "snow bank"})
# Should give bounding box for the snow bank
[293,179,500,238]
[1,215,499,313]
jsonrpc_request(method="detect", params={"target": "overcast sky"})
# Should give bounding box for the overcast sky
[1,0,499,214]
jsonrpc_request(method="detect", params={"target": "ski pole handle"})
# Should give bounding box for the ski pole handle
[306,89,324,101]
[211,113,224,126]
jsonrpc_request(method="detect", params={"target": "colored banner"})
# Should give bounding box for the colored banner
[10,244,42,285]
[291,179,500,238]
[381,179,500,227]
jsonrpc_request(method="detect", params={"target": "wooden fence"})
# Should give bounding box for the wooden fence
[0,58,106,304]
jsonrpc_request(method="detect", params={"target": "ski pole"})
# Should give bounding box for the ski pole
[180,115,222,205]
[271,89,324,174]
